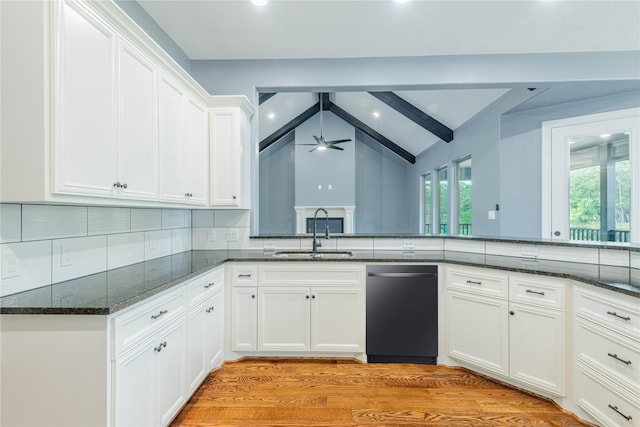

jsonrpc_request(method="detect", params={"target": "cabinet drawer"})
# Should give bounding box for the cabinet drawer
[259,263,364,286]
[576,318,640,391]
[113,288,187,358]
[576,362,640,427]
[575,287,640,341]
[509,275,565,310]
[188,267,224,305]
[446,266,508,299]
[231,264,257,286]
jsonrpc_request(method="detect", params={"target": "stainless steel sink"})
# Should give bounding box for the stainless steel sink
[272,250,353,259]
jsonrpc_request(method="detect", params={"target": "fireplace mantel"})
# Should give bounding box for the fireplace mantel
[294,206,355,234]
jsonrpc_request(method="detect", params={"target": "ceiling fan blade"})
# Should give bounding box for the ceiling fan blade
[329,145,344,151]
[313,135,322,144]
[297,144,317,146]
[308,147,317,152]
[326,139,352,144]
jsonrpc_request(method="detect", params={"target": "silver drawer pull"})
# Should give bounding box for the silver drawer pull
[607,311,631,321]
[151,310,168,320]
[204,282,215,289]
[466,280,482,285]
[608,404,633,421]
[206,306,215,313]
[608,353,632,365]
[154,342,167,353]
[238,274,252,278]
[526,289,545,296]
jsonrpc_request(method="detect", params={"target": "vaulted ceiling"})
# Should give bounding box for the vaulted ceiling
[134,1,640,163]
[258,89,510,162]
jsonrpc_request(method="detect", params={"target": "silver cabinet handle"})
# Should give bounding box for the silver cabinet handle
[526,289,545,296]
[185,193,193,197]
[122,183,127,189]
[151,310,168,320]
[113,182,121,188]
[251,294,255,299]
[607,311,631,321]
[204,282,215,289]
[206,306,215,313]
[608,353,632,365]
[466,280,482,285]
[608,404,632,421]
[305,295,310,299]
[238,274,252,278]
[154,342,167,352]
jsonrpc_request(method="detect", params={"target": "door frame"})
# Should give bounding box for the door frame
[541,107,640,242]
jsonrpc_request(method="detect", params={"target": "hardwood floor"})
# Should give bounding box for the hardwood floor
[171,358,591,427]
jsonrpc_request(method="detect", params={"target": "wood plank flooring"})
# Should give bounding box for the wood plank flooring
[171,358,591,427]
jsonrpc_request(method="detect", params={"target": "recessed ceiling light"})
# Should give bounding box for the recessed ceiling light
[267,112,275,120]
[251,0,268,6]
[373,111,380,118]
[394,0,409,3]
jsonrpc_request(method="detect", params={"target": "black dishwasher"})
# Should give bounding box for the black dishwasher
[366,265,438,364]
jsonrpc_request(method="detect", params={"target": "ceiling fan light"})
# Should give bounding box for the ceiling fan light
[251,0,268,6]
[317,146,327,151]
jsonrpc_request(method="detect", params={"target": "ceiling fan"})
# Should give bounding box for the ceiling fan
[299,94,352,152]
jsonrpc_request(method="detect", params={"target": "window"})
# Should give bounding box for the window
[457,157,472,235]
[423,173,432,234]
[569,133,629,242]
[437,166,448,234]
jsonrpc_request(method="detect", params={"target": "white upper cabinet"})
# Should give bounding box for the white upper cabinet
[209,97,255,209]
[184,96,208,205]
[117,41,158,201]
[159,76,208,206]
[0,0,213,207]
[159,75,187,204]
[52,0,117,198]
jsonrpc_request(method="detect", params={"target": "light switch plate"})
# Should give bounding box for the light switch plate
[488,210,496,220]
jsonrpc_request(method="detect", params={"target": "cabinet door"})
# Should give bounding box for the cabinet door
[157,319,188,427]
[509,302,566,395]
[231,287,258,350]
[209,108,240,206]
[205,291,225,369]
[117,41,158,201]
[158,75,186,203]
[53,1,116,197]
[184,96,208,205]
[114,339,156,427]
[187,304,207,393]
[446,289,509,376]
[311,287,364,352]
[258,287,310,351]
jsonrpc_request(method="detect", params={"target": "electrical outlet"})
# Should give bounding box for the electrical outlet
[1,252,20,279]
[60,245,73,267]
[226,229,239,242]
[207,229,216,241]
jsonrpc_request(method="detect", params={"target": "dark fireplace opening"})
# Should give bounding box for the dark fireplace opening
[306,217,344,234]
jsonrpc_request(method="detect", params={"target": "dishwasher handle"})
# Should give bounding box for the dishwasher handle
[367,272,437,278]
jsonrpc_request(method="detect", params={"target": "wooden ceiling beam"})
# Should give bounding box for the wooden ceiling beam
[259,102,320,152]
[369,91,454,143]
[328,102,416,164]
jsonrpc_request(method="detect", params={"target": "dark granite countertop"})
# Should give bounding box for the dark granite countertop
[1,249,638,315]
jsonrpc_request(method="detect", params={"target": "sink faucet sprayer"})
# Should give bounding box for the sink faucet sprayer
[312,208,329,253]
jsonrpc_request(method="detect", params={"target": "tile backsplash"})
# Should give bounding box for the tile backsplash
[0,204,193,297]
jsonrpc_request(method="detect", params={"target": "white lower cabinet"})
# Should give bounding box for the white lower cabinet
[445,266,567,397]
[231,287,258,350]
[574,285,640,426]
[187,290,224,393]
[257,286,364,352]
[231,263,365,355]
[115,318,187,427]
[446,289,509,376]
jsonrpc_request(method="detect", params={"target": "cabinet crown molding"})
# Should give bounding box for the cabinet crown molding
[208,95,256,117]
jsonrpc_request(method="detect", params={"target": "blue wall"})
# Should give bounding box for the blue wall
[259,132,296,234]
[498,90,640,239]
[115,0,192,73]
